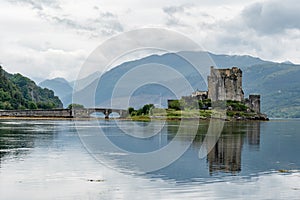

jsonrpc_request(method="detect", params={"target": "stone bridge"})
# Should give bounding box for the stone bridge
[71,108,128,118]
[0,108,128,119]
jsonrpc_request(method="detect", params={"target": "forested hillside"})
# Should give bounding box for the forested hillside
[0,66,62,110]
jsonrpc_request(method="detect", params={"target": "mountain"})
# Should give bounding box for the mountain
[39,77,72,107]
[39,71,102,107]
[69,71,102,92]
[243,63,300,118]
[69,52,209,109]
[281,60,294,65]
[0,66,62,109]
[60,51,299,118]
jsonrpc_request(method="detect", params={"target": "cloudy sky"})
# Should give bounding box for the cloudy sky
[1,0,300,82]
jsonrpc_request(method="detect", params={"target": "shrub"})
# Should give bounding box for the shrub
[67,103,84,109]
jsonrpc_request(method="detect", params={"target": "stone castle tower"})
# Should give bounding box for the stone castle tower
[208,66,244,102]
[245,94,261,113]
[168,66,263,115]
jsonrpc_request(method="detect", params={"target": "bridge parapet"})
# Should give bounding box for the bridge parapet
[0,108,128,119]
[0,109,72,118]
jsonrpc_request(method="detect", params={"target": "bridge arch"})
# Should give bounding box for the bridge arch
[72,108,128,119]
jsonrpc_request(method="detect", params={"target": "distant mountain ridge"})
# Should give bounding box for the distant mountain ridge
[0,66,62,109]
[39,77,72,107]
[42,51,300,118]
[39,71,103,107]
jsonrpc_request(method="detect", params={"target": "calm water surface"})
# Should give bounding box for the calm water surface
[0,119,299,199]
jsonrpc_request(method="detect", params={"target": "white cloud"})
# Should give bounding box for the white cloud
[199,0,300,63]
[241,0,300,35]
[1,0,300,81]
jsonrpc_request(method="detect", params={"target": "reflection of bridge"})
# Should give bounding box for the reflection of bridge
[0,108,128,119]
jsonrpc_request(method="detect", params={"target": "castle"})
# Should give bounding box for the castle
[169,66,261,113]
[208,66,244,102]
[208,66,260,113]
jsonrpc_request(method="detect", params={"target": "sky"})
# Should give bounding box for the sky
[1,0,300,82]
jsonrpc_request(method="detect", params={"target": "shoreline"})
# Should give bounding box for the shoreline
[0,115,269,121]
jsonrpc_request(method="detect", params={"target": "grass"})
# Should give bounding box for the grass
[128,109,213,121]
[128,108,267,121]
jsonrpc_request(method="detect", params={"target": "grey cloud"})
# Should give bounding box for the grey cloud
[38,11,123,37]
[36,12,92,31]
[7,0,61,10]
[96,11,124,35]
[163,4,212,27]
[94,19,124,36]
[162,5,190,27]
[241,0,300,35]
[165,17,183,27]
[7,0,123,36]
[163,5,185,15]
[86,11,124,36]
[100,11,115,18]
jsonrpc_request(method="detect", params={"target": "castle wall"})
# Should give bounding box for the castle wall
[208,66,244,101]
[245,95,261,113]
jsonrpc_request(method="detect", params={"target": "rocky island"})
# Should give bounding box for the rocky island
[130,66,269,121]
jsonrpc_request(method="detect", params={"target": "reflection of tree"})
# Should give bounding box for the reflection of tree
[0,152,4,166]
[0,122,56,167]
[0,128,34,167]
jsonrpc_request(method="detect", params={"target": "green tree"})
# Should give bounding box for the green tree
[168,100,181,110]
[0,66,63,110]
[142,104,154,115]
[28,101,38,109]
[133,104,155,116]
[128,107,135,115]
[67,103,85,109]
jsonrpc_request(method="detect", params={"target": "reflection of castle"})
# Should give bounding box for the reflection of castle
[246,122,261,148]
[207,133,243,174]
[207,122,261,174]
[166,121,261,175]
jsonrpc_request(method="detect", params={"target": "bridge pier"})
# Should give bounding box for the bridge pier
[103,109,112,119]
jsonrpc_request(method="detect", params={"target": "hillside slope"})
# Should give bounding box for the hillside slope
[39,78,72,107]
[0,66,62,109]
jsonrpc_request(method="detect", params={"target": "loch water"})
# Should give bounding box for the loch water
[0,119,299,199]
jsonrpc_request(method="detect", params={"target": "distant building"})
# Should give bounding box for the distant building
[191,90,208,99]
